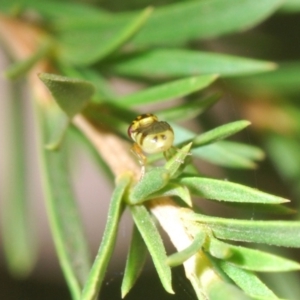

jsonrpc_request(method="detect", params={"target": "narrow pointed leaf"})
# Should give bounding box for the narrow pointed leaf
[82,173,132,300]
[58,65,117,101]
[193,144,255,168]
[176,120,251,149]
[165,142,192,178]
[280,0,300,13]
[207,236,232,260]
[206,279,251,300]
[181,212,300,247]
[216,201,295,216]
[46,124,70,150]
[39,73,95,118]
[128,167,170,204]
[156,94,220,122]
[230,62,300,96]
[130,205,174,294]
[121,225,148,298]
[179,177,289,204]
[167,231,206,267]
[1,80,37,277]
[36,104,92,300]
[191,120,251,147]
[265,133,300,196]
[58,7,153,65]
[219,141,265,161]
[118,74,218,107]
[41,103,70,150]
[112,49,276,79]
[131,0,283,46]
[0,0,110,22]
[5,41,53,79]
[210,237,300,272]
[170,124,263,168]
[219,262,279,300]
[193,141,263,168]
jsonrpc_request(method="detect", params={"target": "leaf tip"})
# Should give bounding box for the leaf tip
[165,285,175,295]
[144,5,154,15]
[211,73,220,80]
[38,72,50,82]
[244,120,251,127]
[268,62,278,70]
[121,287,129,299]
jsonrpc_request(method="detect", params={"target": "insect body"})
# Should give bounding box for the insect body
[128,114,174,177]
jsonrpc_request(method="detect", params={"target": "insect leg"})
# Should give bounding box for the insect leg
[131,143,147,179]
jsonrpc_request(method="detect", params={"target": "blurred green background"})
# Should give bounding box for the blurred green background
[1,1,300,299]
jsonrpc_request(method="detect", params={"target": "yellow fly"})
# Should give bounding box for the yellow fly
[128,114,175,177]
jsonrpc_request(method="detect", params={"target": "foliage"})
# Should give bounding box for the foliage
[1,1,300,300]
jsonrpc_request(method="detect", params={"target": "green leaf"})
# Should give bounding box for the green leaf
[206,278,251,300]
[165,142,193,178]
[193,141,262,168]
[1,80,37,277]
[229,62,300,96]
[219,141,265,162]
[216,202,295,216]
[169,123,263,169]
[267,133,300,181]
[58,64,117,102]
[43,107,70,151]
[166,231,206,267]
[57,7,153,65]
[181,212,300,247]
[117,74,218,107]
[147,182,192,206]
[219,262,279,299]
[170,124,264,166]
[82,173,132,300]
[179,177,288,204]
[112,49,276,79]
[265,133,300,196]
[128,167,170,204]
[36,103,92,300]
[39,73,95,118]
[156,93,220,123]
[189,120,251,147]
[0,0,111,23]
[130,205,174,294]
[206,236,232,260]
[130,0,283,46]
[280,0,300,13]
[174,120,252,155]
[4,40,53,79]
[209,237,300,272]
[263,271,300,300]
[121,225,148,298]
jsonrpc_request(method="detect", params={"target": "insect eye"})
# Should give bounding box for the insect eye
[152,135,158,143]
